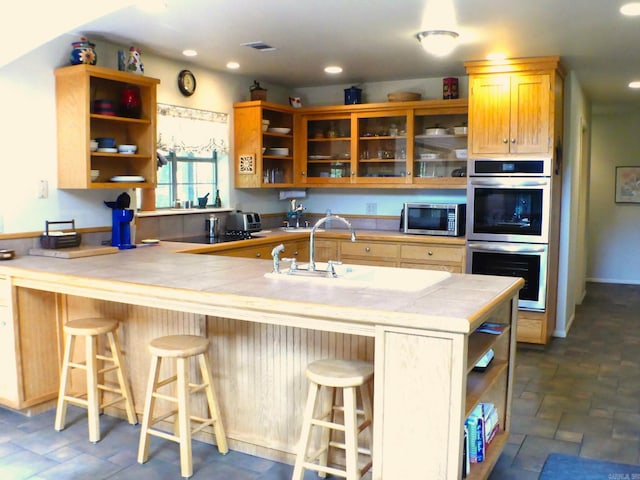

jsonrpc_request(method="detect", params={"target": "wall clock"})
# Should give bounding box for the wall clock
[177,69,196,96]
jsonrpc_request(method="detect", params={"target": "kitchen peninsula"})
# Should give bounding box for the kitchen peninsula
[0,243,522,479]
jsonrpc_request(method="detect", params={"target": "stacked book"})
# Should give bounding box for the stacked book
[462,402,500,476]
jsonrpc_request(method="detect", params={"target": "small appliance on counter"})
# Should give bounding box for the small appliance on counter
[400,203,466,237]
[226,211,262,233]
[40,220,82,249]
[105,193,136,249]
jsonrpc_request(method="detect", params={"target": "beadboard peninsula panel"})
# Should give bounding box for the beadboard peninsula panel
[63,296,373,462]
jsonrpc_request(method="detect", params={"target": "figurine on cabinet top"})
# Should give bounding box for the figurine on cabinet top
[126,47,144,75]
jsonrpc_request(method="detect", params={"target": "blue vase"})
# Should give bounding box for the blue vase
[70,38,97,65]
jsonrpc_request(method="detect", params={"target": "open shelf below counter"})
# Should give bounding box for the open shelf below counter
[467,431,509,480]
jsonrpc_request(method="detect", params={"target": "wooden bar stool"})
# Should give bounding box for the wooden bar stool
[137,335,228,478]
[54,318,137,443]
[292,359,374,480]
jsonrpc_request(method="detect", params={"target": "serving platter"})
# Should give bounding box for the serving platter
[110,175,145,182]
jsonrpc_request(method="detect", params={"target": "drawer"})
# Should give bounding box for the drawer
[400,244,464,263]
[340,241,399,259]
[517,317,543,344]
[398,262,462,273]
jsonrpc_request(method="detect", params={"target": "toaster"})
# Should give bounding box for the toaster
[227,212,262,232]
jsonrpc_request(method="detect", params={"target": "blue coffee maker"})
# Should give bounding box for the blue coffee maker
[107,192,136,249]
[112,208,136,249]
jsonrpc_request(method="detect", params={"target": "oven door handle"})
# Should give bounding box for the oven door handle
[469,179,550,187]
[468,242,547,254]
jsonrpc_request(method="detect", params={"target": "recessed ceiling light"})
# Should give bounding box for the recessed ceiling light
[324,66,343,74]
[629,81,640,89]
[226,61,240,70]
[182,49,197,57]
[621,2,640,15]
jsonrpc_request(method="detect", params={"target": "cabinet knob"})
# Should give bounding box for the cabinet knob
[351,172,356,176]
[406,171,411,176]
[365,247,371,253]
[255,253,262,258]
[427,250,433,256]
[502,138,509,144]
[301,171,306,176]
[293,250,299,256]
[511,138,516,144]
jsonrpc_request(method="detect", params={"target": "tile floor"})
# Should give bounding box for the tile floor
[0,282,638,479]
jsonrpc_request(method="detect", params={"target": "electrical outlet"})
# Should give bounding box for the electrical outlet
[37,180,48,199]
[366,202,377,215]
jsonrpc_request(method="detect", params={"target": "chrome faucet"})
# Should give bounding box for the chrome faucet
[309,215,356,272]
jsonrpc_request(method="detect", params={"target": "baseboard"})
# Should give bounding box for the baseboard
[553,311,574,338]
[587,277,640,285]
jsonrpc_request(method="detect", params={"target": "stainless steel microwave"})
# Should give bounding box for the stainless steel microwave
[401,203,466,236]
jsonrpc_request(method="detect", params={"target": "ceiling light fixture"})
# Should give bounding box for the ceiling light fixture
[416,30,459,57]
[324,66,343,74]
[226,61,240,70]
[621,2,640,15]
[629,81,640,89]
[182,49,197,57]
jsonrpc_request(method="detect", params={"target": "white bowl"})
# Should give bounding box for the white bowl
[425,128,448,136]
[269,147,289,156]
[453,126,468,135]
[454,149,468,159]
[268,127,291,134]
[90,140,98,152]
[419,152,440,160]
[118,144,137,154]
[90,169,100,181]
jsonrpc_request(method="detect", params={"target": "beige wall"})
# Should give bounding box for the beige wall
[588,109,640,284]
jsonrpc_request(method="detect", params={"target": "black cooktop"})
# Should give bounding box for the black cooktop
[166,230,255,245]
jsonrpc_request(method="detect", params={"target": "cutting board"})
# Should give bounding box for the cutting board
[29,245,119,259]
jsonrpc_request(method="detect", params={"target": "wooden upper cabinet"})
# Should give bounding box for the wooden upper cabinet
[466,57,562,157]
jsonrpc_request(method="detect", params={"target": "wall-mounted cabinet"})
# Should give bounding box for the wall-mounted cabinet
[234,101,295,188]
[465,57,563,157]
[283,98,469,189]
[55,65,160,189]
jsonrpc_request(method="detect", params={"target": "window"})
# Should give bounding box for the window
[155,104,228,208]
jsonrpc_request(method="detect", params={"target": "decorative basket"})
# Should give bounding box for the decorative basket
[40,220,81,249]
[387,92,422,102]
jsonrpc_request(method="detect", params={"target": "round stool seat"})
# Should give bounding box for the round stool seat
[148,335,209,358]
[63,318,119,336]
[306,359,374,388]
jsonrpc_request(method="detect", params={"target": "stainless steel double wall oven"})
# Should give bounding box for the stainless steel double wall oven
[466,158,552,311]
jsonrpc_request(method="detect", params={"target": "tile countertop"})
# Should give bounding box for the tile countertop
[0,239,521,336]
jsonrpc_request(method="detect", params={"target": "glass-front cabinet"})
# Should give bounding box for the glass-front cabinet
[241,99,468,189]
[354,110,411,184]
[413,109,468,186]
[299,114,352,184]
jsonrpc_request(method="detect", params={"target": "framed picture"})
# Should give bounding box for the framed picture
[615,166,640,203]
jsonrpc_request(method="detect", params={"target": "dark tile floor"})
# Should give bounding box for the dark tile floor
[0,282,637,479]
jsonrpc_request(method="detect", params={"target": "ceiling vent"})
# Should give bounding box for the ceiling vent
[241,41,276,52]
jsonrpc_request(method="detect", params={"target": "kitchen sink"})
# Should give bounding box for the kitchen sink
[264,263,451,291]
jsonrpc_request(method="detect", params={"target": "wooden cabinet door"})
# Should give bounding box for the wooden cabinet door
[509,73,551,154]
[0,279,19,406]
[469,75,511,155]
[470,73,552,156]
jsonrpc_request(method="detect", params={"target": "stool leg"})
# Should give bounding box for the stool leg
[292,381,320,480]
[86,334,101,443]
[318,386,336,478]
[107,331,138,425]
[361,381,374,456]
[176,357,193,478]
[198,352,228,454]
[54,334,75,432]
[138,355,162,465]
[343,386,358,480]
